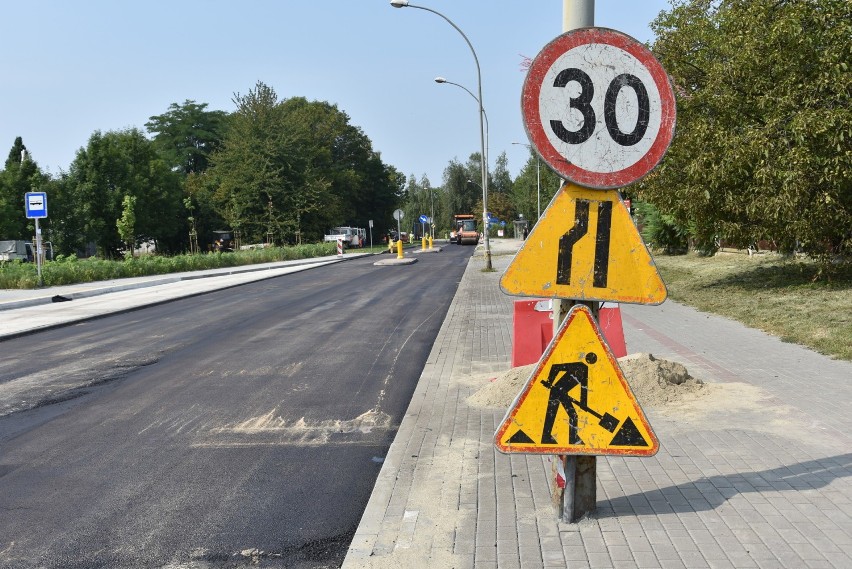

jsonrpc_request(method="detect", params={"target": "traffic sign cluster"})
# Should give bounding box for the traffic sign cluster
[494,27,677,458]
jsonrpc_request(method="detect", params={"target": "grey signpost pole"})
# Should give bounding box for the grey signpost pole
[552,0,597,524]
[35,218,43,286]
[393,209,404,242]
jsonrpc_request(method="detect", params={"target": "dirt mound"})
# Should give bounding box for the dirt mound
[466,366,533,409]
[466,353,705,409]
[618,353,705,406]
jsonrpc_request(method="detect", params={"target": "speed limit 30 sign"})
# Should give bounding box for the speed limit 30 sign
[522,28,676,189]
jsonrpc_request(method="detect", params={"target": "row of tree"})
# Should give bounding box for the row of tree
[1,0,847,267]
[0,82,405,258]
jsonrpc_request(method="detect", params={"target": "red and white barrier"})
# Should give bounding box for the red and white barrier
[511,300,627,368]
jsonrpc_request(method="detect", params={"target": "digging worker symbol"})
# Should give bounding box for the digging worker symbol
[541,352,624,446]
[541,352,598,446]
[540,351,626,446]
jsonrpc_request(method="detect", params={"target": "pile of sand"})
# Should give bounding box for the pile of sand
[618,353,705,407]
[466,353,706,410]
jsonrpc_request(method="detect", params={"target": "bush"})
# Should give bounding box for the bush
[634,201,689,254]
[0,242,338,289]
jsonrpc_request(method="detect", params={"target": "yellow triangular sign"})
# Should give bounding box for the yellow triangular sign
[501,184,666,305]
[495,304,658,456]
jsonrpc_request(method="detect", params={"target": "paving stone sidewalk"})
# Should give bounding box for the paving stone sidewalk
[344,239,852,569]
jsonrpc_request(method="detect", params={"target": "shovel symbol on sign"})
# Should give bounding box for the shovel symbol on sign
[565,394,620,432]
[540,353,620,446]
[541,354,615,445]
[539,353,650,448]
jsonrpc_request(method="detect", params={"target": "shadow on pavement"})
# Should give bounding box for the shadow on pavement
[595,453,852,517]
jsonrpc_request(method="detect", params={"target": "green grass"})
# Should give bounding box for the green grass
[0,242,337,289]
[653,251,852,360]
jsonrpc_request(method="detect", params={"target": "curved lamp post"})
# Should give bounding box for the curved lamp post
[391,0,492,270]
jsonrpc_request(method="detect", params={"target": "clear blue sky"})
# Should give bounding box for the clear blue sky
[1,0,670,185]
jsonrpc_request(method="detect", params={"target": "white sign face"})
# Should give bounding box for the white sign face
[25,192,48,218]
[522,28,676,189]
[28,195,45,211]
[540,43,662,174]
[393,208,404,221]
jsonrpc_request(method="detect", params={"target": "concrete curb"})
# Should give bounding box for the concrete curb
[0,254,370,312]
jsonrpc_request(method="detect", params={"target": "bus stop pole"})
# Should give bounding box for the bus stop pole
[35,217,43,287]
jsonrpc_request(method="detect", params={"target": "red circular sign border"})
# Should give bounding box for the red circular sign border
[522,27,676,189]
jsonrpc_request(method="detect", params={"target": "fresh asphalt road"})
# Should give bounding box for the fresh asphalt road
[0,245,473,569]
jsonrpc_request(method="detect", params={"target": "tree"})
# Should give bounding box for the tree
[510,149,563,226]
[62,129,184,257]
[480,191,514,237]
[208,82,401,245]
[401,174,436,236]
[641,0,851,264]
[0,137,49,240]
[490,152,513,195]
[145,100,228,175]
[182,172,226,252]
[441,156,483,223]
[277,96,400,240]
[634,200,688,254]
[116,195,137,257]
[209,83,317,244]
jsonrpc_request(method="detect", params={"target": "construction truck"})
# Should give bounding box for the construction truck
[452,214,480,245]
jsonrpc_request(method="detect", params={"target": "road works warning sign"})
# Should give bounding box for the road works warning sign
[495,304,658,456]
[500,183,666,305]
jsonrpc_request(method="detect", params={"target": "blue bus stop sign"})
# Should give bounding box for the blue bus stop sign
[25,192,48,219]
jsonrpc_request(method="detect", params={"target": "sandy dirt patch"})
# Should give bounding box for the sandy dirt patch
[466,352,708,411]
[465,353,820,444]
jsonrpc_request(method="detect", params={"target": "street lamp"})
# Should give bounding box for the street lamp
[390,0,492,270]
[435,77,489,173]
[513,142,541,220]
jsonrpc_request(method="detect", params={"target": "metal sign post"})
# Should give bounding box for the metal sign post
[393,209,405,259]
[25,192,48,287]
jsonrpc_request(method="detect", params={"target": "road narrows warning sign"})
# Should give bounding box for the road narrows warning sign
[495,304,658,456]
[500,183,666,304]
